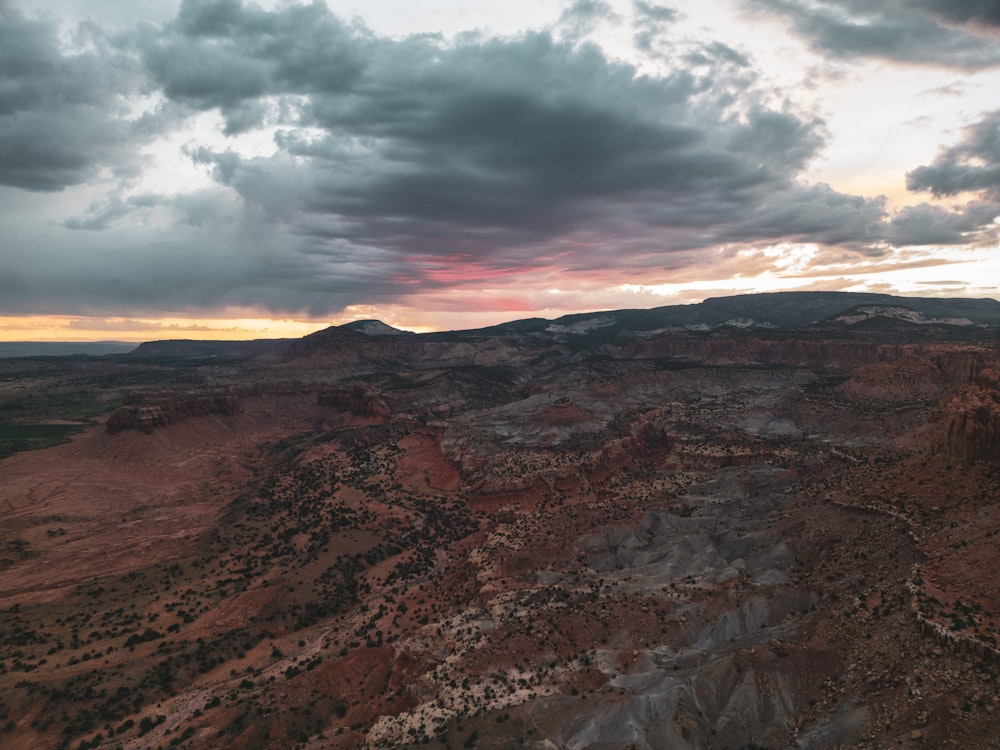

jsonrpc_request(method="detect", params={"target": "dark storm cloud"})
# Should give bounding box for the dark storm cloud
[0,9,143,191]
[0,211,415,316]
[914,0,1000,26]
[62,194,158,231]
[2,0,994,319]
[744,0,1000,68]
[141,0,368,133]
[906,110,1000,198]
[152,2,871,267]
[886,202,997,246]
[902,110,1000,246]
[61,189,236,230]
[719,184,889,248]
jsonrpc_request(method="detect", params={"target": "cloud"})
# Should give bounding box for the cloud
[721,183,888,248]
[887,201,998,245]
[65,317,244,333]
[632,0,679,52]
[155,4,871,268]
[906,110,1000,198]
[743,0,1000,69]
[903,110,1000,247]
[62,188,240,230]
[63,194,156,231]
[913,0,1000,27]
[556,0,623,43]
[0,9,147,191]
[0,0,994,321]
[140,0,369,134]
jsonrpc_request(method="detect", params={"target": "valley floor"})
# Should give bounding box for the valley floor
[1,339,1000,750]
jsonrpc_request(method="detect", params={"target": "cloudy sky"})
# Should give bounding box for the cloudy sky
[2,0,999,340]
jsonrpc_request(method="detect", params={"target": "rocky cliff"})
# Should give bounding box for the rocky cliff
[128,338,289,358]
[317,385,390,418]
[105,393,240,434]
[933,368,1000,463]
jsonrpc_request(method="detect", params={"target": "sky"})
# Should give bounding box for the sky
[1,0,1000,340]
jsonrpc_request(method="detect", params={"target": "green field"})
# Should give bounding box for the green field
[0,391,122,422]
[0,422,87,459]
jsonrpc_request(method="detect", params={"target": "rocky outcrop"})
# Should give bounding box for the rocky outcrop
[586,413,677,484]
[106,393,240,434]
[340,319,408,336]
[128,338,289,358]
[281,326,370,360]
[837,347,990,401]
[317,385,390,418]
[932,369,1000,463]
[622,334,995,377]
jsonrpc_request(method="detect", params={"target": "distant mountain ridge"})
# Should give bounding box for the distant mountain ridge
[127,292,1000,359]
[0,341,136,358]
[128,338,291,358]
[270,292,1000,369]
[516,291,1000,334]
[340,320,409,336]
[86,291,1000,360]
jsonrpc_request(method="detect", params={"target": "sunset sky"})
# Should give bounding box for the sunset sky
[2,0,999,341]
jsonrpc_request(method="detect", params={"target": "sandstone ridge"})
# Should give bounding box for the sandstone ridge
[933,368,1000,463]
[105,392,241,434]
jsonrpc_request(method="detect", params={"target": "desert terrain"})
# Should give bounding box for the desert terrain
[1,292,999,749]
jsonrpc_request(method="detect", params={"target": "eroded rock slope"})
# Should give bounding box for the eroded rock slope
[1,294,999,750]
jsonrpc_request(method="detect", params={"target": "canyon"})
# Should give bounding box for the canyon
[0,291,999,750]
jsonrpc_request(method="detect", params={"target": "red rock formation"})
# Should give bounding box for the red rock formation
[540,398,592,426]
[586,412,677,484]
[281,325,371,359]
[317,385,390,418]
[622,334,995,379]
[106,393,240,434]
[932,372,1000,463]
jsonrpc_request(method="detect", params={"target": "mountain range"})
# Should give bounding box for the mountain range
[123,292,1000,360]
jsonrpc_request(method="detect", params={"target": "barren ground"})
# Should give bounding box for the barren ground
[1,328,999,750]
